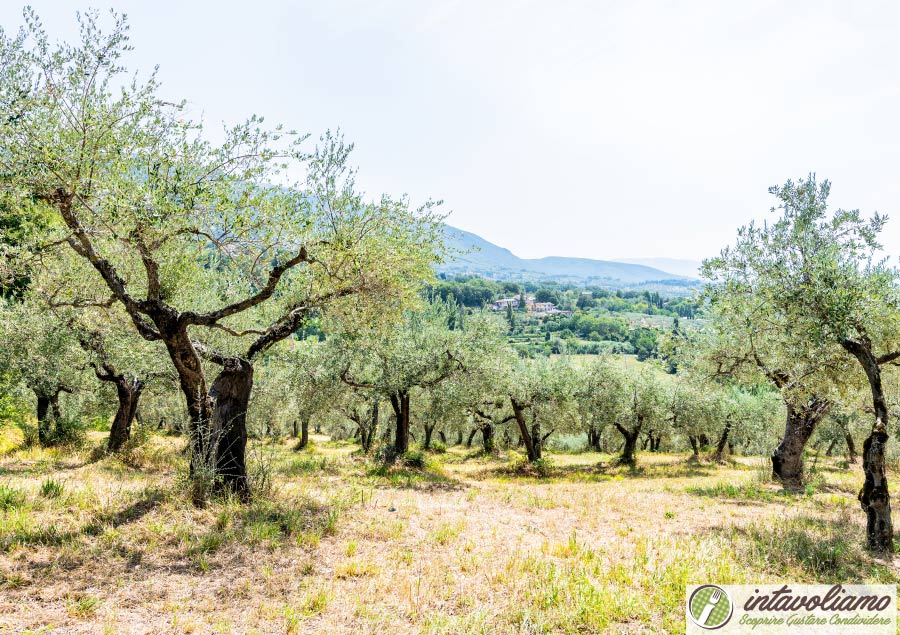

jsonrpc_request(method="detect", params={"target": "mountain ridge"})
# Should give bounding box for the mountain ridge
[439,225,700,288]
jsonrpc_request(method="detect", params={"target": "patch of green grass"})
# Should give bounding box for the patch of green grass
[685,481,786,502]
[279,455,340,477]
[39,477,64,499]
[283,605,301,635]
[299,584,331,615]
[335,558,378,578]
[366,462,454,489]
[0,483,25,510]
[0,516,69,551]
[727,512,895,582]
[429,521,463,546]
[66,592,102,617]
[187,529,228,556]
[0,568,28,589]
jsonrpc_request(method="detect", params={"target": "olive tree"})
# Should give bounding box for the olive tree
[573,356,627,452]
[286,339,345,450]
[613,367,667,464]
[0,11,441,496]
[504,358,579,462]
[709,175,900,550]
[69,309,173,451]
[0,298,85,444]
[700,179,859,489]
[339,300,504,457]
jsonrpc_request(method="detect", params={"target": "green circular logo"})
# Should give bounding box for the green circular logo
[688,585,733,629]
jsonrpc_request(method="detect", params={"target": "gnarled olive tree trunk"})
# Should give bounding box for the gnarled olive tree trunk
[295,416,310,450]
[33,386,67,447]
[207,358,253,499]
[587,425,603,451]
[841,338,893,551]
[389,390,411,455]
[771,397,830,491]
[712,420,732,463]
[846,432,858,463]
[614,422,640,464]
[107,377,145,452]
[357,401,379,453]
[35,391,52,446]
[481,423,495,453]
[91,360,146,452]
[688,435,700,457]
[511,398,540,462]
[162,330,214,471]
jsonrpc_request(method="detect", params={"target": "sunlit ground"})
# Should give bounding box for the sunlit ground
[0,428,897,634]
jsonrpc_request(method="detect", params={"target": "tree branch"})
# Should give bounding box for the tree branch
[183,246,310,326]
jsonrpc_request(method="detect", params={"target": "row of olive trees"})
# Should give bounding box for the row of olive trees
[272,297,784,467]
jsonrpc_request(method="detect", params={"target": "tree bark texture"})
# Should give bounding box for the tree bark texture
[207,358,253,498]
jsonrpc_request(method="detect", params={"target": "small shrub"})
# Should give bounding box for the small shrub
[506,455,555,477]
[429,521,463,545]
[400,450,427,469]
[753,457,773,484]
[335,558,378,578]
[373,443,399,464]
[531,457,555,476]
[46,414,86,447]
[39,478,64,499]
[113,423,154,467]
[18,423,39,449]
[0,484,25,510]
[299,585,331,616]
[180,461,218,508]
[428,441,447,454]
[246,443,277,500]
[85,416,110,431]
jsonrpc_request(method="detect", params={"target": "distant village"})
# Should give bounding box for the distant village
[488,295,573,316]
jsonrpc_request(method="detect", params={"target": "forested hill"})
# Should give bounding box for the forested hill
[440,225,700,288]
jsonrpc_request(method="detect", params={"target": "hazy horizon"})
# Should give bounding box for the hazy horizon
[3,1,898,262]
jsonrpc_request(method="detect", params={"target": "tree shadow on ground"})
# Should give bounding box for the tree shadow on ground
[464,455,720,483]
[684,480,795,505]
[0,459,91,476]
[566,456,717,480]
[3,490,339,591]
[1,488,168,554]
[364,463,466,491]
[709,513,896,582]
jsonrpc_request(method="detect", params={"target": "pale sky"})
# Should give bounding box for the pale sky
[3,1,900,261]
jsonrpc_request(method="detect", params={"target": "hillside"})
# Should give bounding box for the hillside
[440,225,699,288]
[618,257,703,279]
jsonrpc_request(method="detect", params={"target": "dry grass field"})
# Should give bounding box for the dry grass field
[0,429,897,634]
